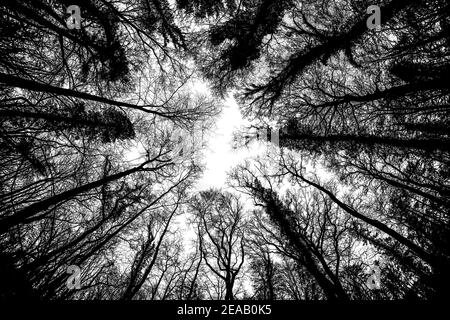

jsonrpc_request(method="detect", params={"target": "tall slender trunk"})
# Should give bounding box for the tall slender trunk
[283,132,450,153]
[246,0,422,100]
[0,160,152,234]
[252,182,349,300]
[292,172,436,268]
[0,73,166,117]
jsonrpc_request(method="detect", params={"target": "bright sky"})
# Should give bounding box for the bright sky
[195,94,248,189]
[182,78,256,191]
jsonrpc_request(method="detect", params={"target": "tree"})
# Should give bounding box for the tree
[0,0,215,300]
[190,189,247,300]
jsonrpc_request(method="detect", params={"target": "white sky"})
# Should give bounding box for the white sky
[195,94,249,189]
[185,79,261,192]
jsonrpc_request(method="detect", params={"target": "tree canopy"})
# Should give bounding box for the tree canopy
[0,0,449,301]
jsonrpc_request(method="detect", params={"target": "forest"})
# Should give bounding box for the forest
[0,0,449,301]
